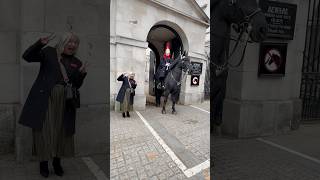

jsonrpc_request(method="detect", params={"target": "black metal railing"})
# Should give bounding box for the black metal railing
[301,0,320,121]
[204,51,210,100]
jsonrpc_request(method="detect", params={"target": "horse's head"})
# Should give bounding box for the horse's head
[180,51,191,72]
[220,0,267,42]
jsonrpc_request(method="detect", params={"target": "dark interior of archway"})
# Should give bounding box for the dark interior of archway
[147,25,183,68]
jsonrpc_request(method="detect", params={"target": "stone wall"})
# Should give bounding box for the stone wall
[0,0,21,154]
[0,0,109,159]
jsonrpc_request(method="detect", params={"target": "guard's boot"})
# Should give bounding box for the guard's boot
[52,157,64,176]
[40,161,49,178]
[122,112,126,118]
[126,111,130,117]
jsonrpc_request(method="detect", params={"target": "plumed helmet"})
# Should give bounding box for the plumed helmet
[165,41,171,50]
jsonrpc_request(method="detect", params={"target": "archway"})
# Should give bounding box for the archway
[146,21,189,105]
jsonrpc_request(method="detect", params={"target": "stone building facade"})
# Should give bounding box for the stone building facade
[110,0,209,110]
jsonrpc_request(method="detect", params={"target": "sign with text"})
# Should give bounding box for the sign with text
[189,62,203,75]
[260,0,297,40]
[191,75,200,86]
[258,42,287,76]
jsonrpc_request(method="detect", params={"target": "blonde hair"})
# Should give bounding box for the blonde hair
[55,32,80,59]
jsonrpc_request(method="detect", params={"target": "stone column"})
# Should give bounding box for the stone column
[0,0,23,158]
[222,0,309,138]
[180,53,207,105]
[112,37,148,111]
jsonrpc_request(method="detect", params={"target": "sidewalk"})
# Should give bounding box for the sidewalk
[110,102,210,180]
[213,123,320,180]
[0,154,103,180]
[0,101,210,180]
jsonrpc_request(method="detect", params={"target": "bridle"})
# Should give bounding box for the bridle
[169,57,190,86]
[212,0,262,75]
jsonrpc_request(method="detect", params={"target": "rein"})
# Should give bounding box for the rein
[211,1,261,75]
[168,59,189,86]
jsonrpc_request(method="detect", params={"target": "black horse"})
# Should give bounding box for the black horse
[211,0,267,129]
[161,55,190,114]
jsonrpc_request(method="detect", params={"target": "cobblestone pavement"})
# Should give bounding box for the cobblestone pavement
[110,102,210,180]
[212,124,320,180]
[0,154,99,180]
[190,101,210,112]
[140,105,210,163]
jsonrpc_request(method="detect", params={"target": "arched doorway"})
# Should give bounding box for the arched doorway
[146,21,189,104]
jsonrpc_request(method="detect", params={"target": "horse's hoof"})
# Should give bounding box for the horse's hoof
[162,110,166,114]
[172,111,177,115]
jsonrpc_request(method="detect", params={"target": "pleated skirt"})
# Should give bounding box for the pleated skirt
[120,88,133,112]
[32,84,74,161]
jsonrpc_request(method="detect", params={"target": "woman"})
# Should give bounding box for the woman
[19,32,87,177]
[116,72,137,118]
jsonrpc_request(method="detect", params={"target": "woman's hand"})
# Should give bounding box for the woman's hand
[79,61,89,73]
[40,33,56,45]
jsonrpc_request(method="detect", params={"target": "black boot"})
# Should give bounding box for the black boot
[52,157,64,176]
[126,111,130,117]
[40,161,49,178]
[122,112,126,118]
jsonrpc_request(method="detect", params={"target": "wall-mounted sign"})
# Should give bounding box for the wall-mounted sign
[258,42,287,76]
[191,75,200,86]
[189,62,202,75]
[260,0,297,40]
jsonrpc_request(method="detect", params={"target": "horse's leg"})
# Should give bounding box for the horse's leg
[171,91,178,114]
[211,71,227,135]
[172,101,176,114]
[162,94,168,114]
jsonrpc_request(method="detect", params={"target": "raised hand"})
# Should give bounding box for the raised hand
[40,33,56,45]
[79,61,89,73]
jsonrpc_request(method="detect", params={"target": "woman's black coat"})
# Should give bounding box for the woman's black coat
[116,74,137,105]
[19,40,87,135]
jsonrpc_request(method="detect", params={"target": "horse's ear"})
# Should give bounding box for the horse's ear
[183,50,188,56]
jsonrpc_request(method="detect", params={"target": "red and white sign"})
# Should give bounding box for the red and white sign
[264,49,282,72]
[191,75,200,86]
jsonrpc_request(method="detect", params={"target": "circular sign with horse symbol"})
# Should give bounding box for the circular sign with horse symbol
[264,49,282,72]
[191,75,200,86]
[258,42,287,76]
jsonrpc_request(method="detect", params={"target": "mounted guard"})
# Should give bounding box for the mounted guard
[155,41,173,90]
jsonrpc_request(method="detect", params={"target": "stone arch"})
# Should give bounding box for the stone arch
[146,20,189,54]
[145,20,189,104]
